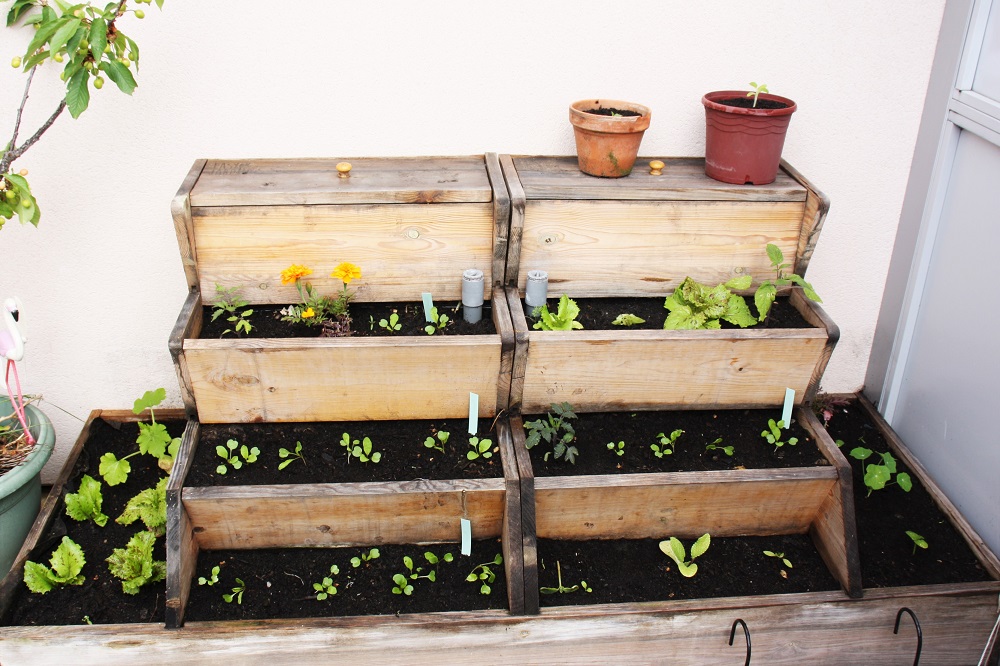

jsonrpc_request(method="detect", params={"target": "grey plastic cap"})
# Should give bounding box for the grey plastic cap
[525,270,549,307]
[462,269,485,307]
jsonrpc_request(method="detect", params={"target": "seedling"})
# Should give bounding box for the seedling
[611,313,645,327]
[313,565,340,600]
[760,419,798,452]
[850,447,912,496]
[379,312,402,333]
[539,560,590,594]
[607,440,625,457]
[659,534,711,578]
[467,436,493,461]
[198,565,221,586]
[393,551,453,595]
[351,548,380,568]
[906,531,928,555]
[117,477,168,536]
[424,306,450,335]
[651,429,684,458]
[524,402,579,464]
[215,438,260,475]
[391,573,414,596]
[211,284,254,336]
[533,294,583,331]
[704,437,734,456]
[754,244,822,321]
[663,276,756,329]
[223,578,246,604]
[747,81,769,107]
[423,430,450,454]
[23,536,86,594]
[64,474,108,527]
[466,554,503,595]
[339,432,382,464]
[107,531,166,595]
[278,441,306,470]
[763,550,793,569]
[99,388,180,485]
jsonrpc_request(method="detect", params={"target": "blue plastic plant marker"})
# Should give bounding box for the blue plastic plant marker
[468,392,479,435]
[782,388,795,429]
[461,518,472,556]
[422,292,434,322]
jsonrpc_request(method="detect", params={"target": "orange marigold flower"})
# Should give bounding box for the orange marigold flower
[281,264,312,285]
[331,262,362,284]
[301,307,315,319]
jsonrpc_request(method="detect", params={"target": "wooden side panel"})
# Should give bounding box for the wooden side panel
[485,153,511,288]
[791,290,841,403]
[168,291,202,420]
[183,336,502,423]
[183,481,507,550]
[171,160,207,291]
[497,421,524,615]
[507,416,538,615]
[191,203,495,304]
[858,394,1000,579]
[492,286,515,413]
[514,199,805,297]
[533,472,837,540]
[165,421,199,629]
[504,286,530,416]
[6,589,997,664]
[781,159,831,279]
[500,155,526,287]
[800,408,862,597]
[520,331,828,414]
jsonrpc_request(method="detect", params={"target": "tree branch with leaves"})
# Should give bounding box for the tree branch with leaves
[0,0,163,230]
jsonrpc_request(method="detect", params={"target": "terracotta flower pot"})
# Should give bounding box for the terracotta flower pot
[569,99,651,178]
[702,91,797,185]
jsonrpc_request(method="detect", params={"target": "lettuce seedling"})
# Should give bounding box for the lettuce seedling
[340,433,382,464]
[466,554,503,595]
[198,565,221,586]
[663,276,756,330]
[351,548,380,568]
[423,430,449,454]
[850,447,913,496]
[611,313,645,327]
[23,536,86,594]
[906,531,928,555]
[466,436,493,461]
[524,402,579,464]
[607,440,625,457]
[278,441,306,470]
[216,438,260,474]
[223,578,245,604]
[313,565,340,600]
[393,551,453,595]
[424,307,450,335]
[754,244,822,322]
[760,419,798,452]
[660,534,711,578]
[378,312,402,333]
[117,477,168,537]
[704,437,734,456]
[533,294,583,331]
[763,550,793,569]
[651,429,684,458]
[65,474,108,527]
[106,531,166,595]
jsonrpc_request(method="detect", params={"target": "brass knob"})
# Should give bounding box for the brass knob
[336,162,352,178]
[649,160,664,176]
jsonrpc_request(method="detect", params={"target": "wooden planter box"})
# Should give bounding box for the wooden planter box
[503,407,863,613]
[170,155,514,423]
[500,156,837,411]
[165,417,527,626]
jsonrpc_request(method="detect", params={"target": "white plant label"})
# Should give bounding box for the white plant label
[782,388,795,429]
[461,518,472,556]
[468,392,479,434]
[421,292,434,322]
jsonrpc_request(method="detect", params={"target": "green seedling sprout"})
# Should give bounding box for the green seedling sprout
[760,419,797,452]
[704,437,734,456]
[754,244,822,321]
[906,531,928,555]
[211,284,254,336]
[278,441,305,470]
[467,436,493,461]
[651,429,684,458]
[850,447,913,496]
[659,534,711,578]
[465,554,504,595]
[533,294,583,331]
[424,430,450,454]
[313,565,340,600]
[539,560,590,594]
[351,548,380,568]
[763,550,793,569]
[607,440,625,457]
[340,432,382,464]
[747,81,769,107]
[198,565,221,586]
[379,312,402,333]
[424,307,450,335]
[612,313,645,327]
[393,551,453,595]
[223,578,245,604]
[215,438,260,475]
[524,402,579,464]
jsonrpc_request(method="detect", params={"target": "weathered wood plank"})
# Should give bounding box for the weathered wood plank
[485,152,511,288]
[183,335,502,423]
[506,416,538,615]
[191,203,495,304]
[168,291,202,420]
[791,290,841,402]
[514,199,805,297]
[781,158,831,279]
[3,589,997,665]
[190,156,492,207]
[497,421,524,615]
[171,160,207,292]
[492,286,515,413]
[857,394,1000,579]
[511,156,807,202]
[165,421,199,629]
[500,155,526,286]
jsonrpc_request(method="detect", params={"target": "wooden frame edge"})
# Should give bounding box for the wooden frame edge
[165,421,199,629]
[781,158,830,280]
[485,153,512,290]
[171,159,207,293]
[499,155,525,287]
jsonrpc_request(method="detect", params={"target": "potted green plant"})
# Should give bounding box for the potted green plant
[702,82,797,185]
[568,99,651,178]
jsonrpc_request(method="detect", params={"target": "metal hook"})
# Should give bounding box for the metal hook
[729,618,751,666]
[894,607,923,666]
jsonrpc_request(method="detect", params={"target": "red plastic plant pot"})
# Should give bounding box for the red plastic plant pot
[702,91,797,185]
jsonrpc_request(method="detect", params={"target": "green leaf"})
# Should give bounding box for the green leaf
[99,452,130,486]
[48,17,81,57]
[101,59,137,94]
[23,561,57,593]
[755,281,777,321]
[662,537,685,566]
[864,464,891,491]
[722,293,756,327]
[137,420,170,458]
[107,531,165,595]
[7,0,35,26]
[25,19,61,60]
[850,447,873,461]
[611,313,645,326]
[896,472,913,492]
[690,533,711,560]
[677,562,698,578]
[766,243,784,267]
[89,18,107,57]
[49,536,86,582]
[65,474,108,527]
[116,477,168,536]
[723,275,753,291]
[133,388,166,414]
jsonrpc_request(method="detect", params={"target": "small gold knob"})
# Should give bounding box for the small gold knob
[649,160,664,176]
[336,162,352,178]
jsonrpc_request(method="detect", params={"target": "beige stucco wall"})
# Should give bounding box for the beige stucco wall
[0,0,947,481]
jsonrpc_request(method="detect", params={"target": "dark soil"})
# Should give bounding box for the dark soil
[200,300,496,339]
[525,296,812,331]
[584,107,641,117]
[525,409,827,477]
[184,539,508,621]
[820,399,993,588]
[187,418,503,487]
[716,97,789,110]
[5,419,185,626]
[537,535,839,607]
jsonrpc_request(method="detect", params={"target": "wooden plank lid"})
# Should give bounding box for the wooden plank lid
[189,156,493,207]
[511,156,806,202]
